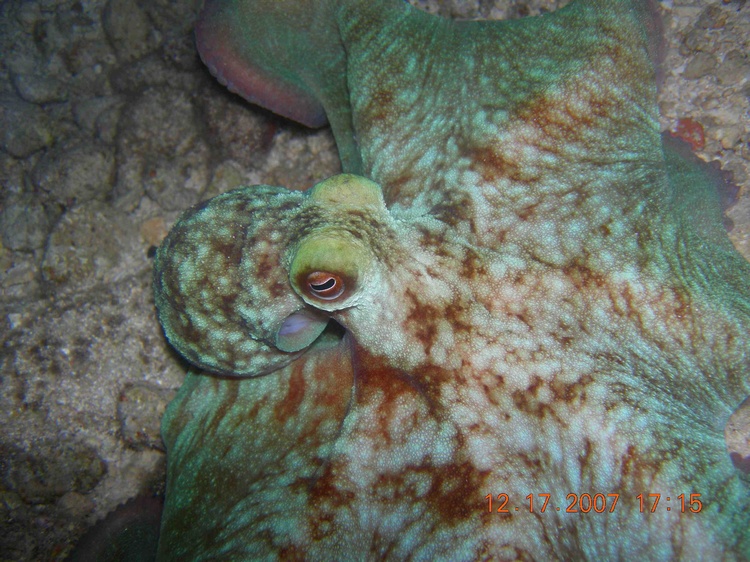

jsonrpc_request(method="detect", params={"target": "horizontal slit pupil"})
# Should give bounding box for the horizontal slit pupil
[311,278,336,291]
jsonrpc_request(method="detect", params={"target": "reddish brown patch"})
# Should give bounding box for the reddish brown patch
[517,202,540,222]
[511,378,557,421]
[277,544,307,561]
[619,444,650,487]
[383,172,415,205]
[562,263,607,291]
[303,460,356,511]
[516,93,592,143]
[443,301,473,335]
[365,88,396,123]
[429,190,475,230]
[233,399,264,428]
[353,348,427,407]
[550,373,593,404]
[459,248,487,280]
[671,285,692,321]
[217,292,239,314]
[462,144,533,185]
[210,239,243,268]
[254,246,289,299]
[403,288,442,354]
[424,459,489,526]
[416,225,452,258]
[274,363,307,422]
[204,382,240,438]
[671,118,705,151]
[577,437,593,471]
[556,335,574,350]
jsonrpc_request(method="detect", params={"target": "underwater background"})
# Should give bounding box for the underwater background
[0,0,748,559]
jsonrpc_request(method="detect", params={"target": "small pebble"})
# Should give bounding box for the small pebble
[32,139,116,205]
[0,93,53,158]
[682,51,717,80]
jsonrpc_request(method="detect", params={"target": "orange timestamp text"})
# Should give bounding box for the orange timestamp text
[485,493,703,514]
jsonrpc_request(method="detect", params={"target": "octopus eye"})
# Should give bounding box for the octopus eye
[306,271,344,300]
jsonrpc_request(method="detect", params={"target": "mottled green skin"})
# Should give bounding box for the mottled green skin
[153,0,750,559]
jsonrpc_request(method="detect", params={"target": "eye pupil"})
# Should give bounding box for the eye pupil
[310,277,336,291]
[305,271,345,300]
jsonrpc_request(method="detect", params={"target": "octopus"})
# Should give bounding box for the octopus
[152,0,750,559]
